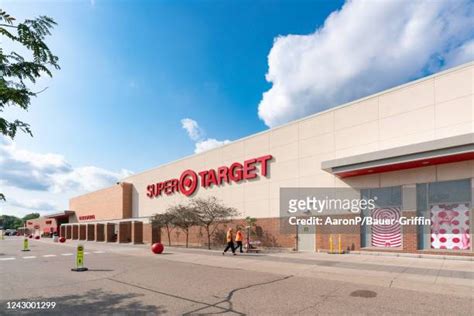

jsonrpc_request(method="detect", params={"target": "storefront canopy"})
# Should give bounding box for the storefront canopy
[45,210,75,220]
[322,133,474,178]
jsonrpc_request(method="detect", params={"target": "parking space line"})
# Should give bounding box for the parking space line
[0,257,16,261]
[93,251,105,254]
[43,254,57,257]
[84,252,90,255]
[23,256,36,259]
[61,253,73,256]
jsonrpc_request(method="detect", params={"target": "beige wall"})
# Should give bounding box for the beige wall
[110,62,474,219]
[69,182,132,222]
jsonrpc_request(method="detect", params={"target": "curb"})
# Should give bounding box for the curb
[349,250,474,261]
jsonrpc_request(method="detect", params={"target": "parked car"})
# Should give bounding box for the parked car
[5,229,17,236]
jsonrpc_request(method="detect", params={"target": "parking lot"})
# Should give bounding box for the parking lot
[1,236,473,315]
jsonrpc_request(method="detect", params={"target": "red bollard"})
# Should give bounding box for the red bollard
[34,236,40,240]
[59,237,66,243]
[151,243,164,254]
[28,235,33,239]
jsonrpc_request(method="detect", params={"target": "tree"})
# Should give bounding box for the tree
[22,212,40,221]
[170,204,199,248]
[0,214,23,229]
[0,9,60,200]
[150,212,176,246]
[245,216,257,241]
[192,196,239,250]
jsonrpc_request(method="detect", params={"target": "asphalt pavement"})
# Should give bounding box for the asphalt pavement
[0,236,473,315]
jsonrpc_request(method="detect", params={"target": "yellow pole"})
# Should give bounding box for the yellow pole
[338,234,342,254]
[22,238,30,251]
[329,234,333,253]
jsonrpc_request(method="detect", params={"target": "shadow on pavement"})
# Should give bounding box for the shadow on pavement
[0,289,166,315]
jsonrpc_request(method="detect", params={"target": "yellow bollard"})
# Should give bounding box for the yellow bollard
[22,238,30,252]
[71,244,88,272]
[329,234,333,253]
[338,234,342,254]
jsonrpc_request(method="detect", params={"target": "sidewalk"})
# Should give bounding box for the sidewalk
[37,238,474,298]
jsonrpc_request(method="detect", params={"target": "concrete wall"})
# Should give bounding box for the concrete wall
[69,182,132,222]
[118,62,473,219]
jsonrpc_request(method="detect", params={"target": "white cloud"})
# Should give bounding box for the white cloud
[181,118,204,141]
[7,198,57,212]
[0,137,133,216]
[258,0,474,127]
[195,138,231,154]
[180,118,231,153]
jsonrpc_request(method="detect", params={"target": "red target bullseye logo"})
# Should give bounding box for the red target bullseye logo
[179,169,198,196]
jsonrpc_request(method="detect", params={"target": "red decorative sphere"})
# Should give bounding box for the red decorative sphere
[59,237,66,243]
[28,235,33,239]
[34,236,40,240]
[151,242,164,254]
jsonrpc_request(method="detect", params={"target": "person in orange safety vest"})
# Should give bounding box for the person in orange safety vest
[235,228,244,253]
[222,227,236,255]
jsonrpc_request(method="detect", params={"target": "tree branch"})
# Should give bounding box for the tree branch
[0,23,17,28]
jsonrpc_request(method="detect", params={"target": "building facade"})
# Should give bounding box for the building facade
[53,62,474,256]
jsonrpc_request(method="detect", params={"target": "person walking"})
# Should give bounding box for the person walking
[222,228,236,255]
[235,228,244,253]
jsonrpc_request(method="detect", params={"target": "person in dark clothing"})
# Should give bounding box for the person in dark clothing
[235,228,244,253]
[222,228,236,255]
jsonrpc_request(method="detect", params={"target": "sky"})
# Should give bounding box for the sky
[0,0,473,217]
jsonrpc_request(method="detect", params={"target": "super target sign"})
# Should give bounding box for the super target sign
[147,155,273,198]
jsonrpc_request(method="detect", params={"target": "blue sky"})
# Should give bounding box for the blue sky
[1,0,473,216]
[3,0,343,172]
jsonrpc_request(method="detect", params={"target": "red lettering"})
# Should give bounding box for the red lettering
[171,179,179,192]
[164,180,173,195]
[155,183,164,197]
[217,166,229,185]
[243,158,257,179]
[207,169,218,187]
[147,184,154,198]
[256,155,273,176]
[146,154,273,198]
[229,162,243,182]
[199,171,209,187]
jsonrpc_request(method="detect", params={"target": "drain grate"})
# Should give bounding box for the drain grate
[350,290,377,298]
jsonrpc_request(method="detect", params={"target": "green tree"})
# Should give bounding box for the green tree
[192,196,239,250]
[170,204,200,248]
[0,214,23,229]
[22,212,40,221]
[151,212,176,246]
[0,9,59,200]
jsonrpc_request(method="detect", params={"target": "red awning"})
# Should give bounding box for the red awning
[335,151,474,178]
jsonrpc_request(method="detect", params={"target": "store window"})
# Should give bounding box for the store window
[417,179,471,250]
[361,186,402,248]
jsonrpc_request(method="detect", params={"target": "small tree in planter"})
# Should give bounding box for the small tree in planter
[150,211,176,246]
[192,197,239,250]
[170,204,199,248]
